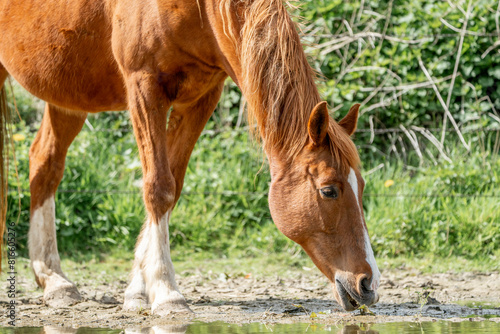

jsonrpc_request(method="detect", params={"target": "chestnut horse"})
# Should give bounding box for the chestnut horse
[0,0,380,313]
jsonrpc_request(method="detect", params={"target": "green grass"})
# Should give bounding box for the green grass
[364,151,500,259]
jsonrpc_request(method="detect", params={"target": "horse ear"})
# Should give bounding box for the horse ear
[339,103,360,136]
[308,101,329,146]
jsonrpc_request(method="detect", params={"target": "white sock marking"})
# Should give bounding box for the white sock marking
[124,245,147,307]
[125,211,185,311]
[29,197,66,286]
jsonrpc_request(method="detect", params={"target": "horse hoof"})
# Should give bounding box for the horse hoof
[44,285,82,307]
[123,297,149,312]
[152,298,193,316]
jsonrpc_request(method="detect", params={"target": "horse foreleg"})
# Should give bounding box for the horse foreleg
[29,104,86,307]
[166,80,226,203]
[123,71,189,315]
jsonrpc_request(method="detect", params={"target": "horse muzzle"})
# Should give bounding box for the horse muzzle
[333,274,379,311]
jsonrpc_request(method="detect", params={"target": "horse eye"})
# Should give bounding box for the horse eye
[320,186,338,199]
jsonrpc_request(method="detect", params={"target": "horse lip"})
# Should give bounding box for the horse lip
[335,277,378,311]
[335,279,359,311]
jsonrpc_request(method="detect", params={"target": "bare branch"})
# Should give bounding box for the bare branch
[417,56,470,151]
[496,0,500,39]
[363,10,385,20]
[488,113,500,126]
[362,88,408,114]
[361,75,393,108]
[368,115,375,144]
[439,17,485,36]
[357,0,365,23]
[359,75,454,92]
[481,40,500,59]
[411,126,453,163]
[235,95,246,128]
[318,32,427,54]
[399,125,423,163]
[364,163,384,176]
[346,66,402,81]
[443,0,473,143]
[446,0,467,16]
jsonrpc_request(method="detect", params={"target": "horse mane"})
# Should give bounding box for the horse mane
[220,0,360,172]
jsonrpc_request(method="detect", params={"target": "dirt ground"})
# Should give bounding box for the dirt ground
[2,262,500,329]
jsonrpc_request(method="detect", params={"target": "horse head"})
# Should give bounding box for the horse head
[268,102,380,311]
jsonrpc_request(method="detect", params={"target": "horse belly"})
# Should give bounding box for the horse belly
[0,0,127,112]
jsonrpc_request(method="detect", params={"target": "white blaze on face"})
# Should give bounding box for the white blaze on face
[347,168,381,291]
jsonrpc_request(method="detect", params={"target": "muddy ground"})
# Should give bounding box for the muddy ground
[2,263,500,328]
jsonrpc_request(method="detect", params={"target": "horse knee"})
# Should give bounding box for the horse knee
[29,142,65,186]
[143,174,176,220]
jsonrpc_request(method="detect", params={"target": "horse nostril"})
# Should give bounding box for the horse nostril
[362,277,370,290]
[360,275,372,294]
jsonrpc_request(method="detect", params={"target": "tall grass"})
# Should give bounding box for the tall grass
[364,151,500,260]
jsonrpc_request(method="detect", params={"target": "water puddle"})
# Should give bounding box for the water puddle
[3,321,500,334]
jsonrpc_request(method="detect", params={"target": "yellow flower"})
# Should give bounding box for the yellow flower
[384,179,394,188]
[12,133,26,142]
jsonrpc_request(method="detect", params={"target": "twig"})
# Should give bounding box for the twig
[313,32,497,39]
[488,113,500,125]
[397,136,407,163]
[378,0,394,53]
[346,66,402,81]
[481,40,500,59]
[368,115,375,144]
[443,0,473,144]
[417,56,470,151]
[411,126,452,163]
[321,18,380,58]
[362,88,408,114]
[439,17,485,36]
[359,75,454,92]
[361,75,392,108]
[496,0,500,39]
[363,10,385,20]
[84,119,95,131]
[399,125,423,163]
[343,19,354,36]
[317,32,427,54]
[446,0,467,16]
[235,95,246,128]
[364,163,384,176]
[357,0,365,23]
[331,44,370,103]
[477,95,498,117]
[330,103,344,116]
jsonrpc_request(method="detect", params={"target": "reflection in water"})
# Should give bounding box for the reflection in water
[42,328,78,334]
[342,325,378,334]
[125,326,188,334]
[3,321,500,334]
[0,324,375,334]
[0,324,379,334]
